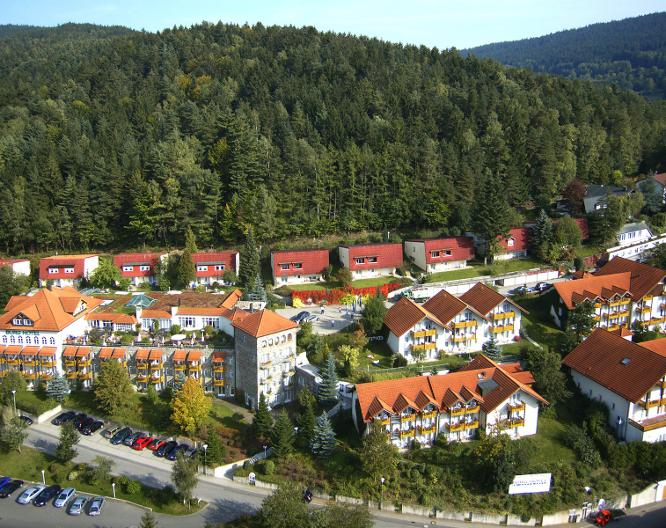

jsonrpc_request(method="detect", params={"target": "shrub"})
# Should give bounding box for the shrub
[392,354,408,367]
[126,480,141,495]
[67,471,79,481]
[116,475,130,488]
[564,426,601,468]
[260,460,275,475]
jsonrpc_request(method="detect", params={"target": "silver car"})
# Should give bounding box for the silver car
[16,485,45,505]
[67,495,87,516]
[53,487,75,508]
[88,496,105,516]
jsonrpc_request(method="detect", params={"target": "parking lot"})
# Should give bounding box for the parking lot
[275,306,357,335]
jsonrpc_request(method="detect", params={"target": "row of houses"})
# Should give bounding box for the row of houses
[384,283,524,362]
[0,286,302,409]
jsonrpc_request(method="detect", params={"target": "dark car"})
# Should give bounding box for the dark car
[0,480,24,498]
[77,417,95,433]
[110,426,133,445]
[123,431,143,447]
[51,411,76,426]
[18,415,33,426]
[0,476,12,489]
[33,484,61,507]
[166,443,189,461]
[82,420,104,436]
[155,440,177,458]
[290,311,311,324]
[72,413,88,430]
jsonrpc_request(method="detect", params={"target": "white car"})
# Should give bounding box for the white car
[88,496,105,516]
[53,487,76,508]
[16,485,45,505]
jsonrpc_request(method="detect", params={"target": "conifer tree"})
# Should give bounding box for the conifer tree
[239,228,259,290]
[176,227,197,289]
[271,409,294,459]
[317,353,339,405]
[253,392,273,443]
[296,398,316,450]
[474,169,513,262]
[482,334,502,361]
[310,412,336,458]
[532,209,554,261]
[45,373,71,403]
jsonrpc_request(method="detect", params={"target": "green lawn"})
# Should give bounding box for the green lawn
[577,244,603,258]
[350,275,397,288]
[285,282,328,291]
[515,294,565,351]
[426,267,488,283]
[531,416,576,466]
[15,391,59,416]
[0,446,203,515]
[425,258,548,284]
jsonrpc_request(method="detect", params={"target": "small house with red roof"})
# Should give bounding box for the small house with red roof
[338,243,403,279]
[113,253,167,287]
[39,254,99,288]
[192,251,239,287]
[404,237,474,273]
[0,258,30,277]
[352,354,546,448]
[270,249,329,285]
[495,227,530,260]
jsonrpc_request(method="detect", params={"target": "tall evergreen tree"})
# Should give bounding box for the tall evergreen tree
[176,227,197,289]
[310,412,336,458]
[474,170,513,262]
[481,334,501,361]
[239,228,259,290]
[271,410,295,459]
[253,392,273,443]
[317,353,339,405]
[531,210,554,261]
[296,398,316,450]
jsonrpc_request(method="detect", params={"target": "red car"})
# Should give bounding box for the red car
[131,434,154,451]
[147,438,167,452]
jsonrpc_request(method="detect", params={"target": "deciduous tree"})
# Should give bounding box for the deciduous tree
[171,452,198,508]
[94,359,134,415]
[55,421,80,463]
[171,377,211,435]
[89,257,121,289]
[360,427,398,480]
[362,293,387,335]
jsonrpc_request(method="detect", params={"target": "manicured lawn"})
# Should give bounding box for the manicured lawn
[515,294,565,351]
[426,266,488,283]
[489,258,546,275]
[531,416,576,466]
[577,244,603,258]
[350,275,397,288]
[285,282,328,291]
[425,258,548,284]
[0,447,202,515]
[15,391,58,416]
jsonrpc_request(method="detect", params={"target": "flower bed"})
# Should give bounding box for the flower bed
[291,283,401,304]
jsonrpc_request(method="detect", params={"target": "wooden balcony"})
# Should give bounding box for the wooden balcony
[639,398,666,409]
[399,429,415,439]
[149,376,163,384]
[422,410,437,420]
[465,405,480,414]
[21,360,36,367]
[661,380,666,389]
[641,307,652,315]
[447,422,464,433]
[609,299,630,307]
[450,408,465,417]
[417,425,436,435]
[453,335,472,343]
[77,359,92,367]
[64,360,76,368]
[39,372,53,381]
[594,303,602,309]
[464,420,479,430]
[452,320,477,329]
[508,402,526,412]
[136,362,148,370]
[412,342,436,352]
[213,379,225,387]
[412,329,437,338]
[6,359,19,366]
[188,363,202,372]
[150,363,163,371]
[376,417,390,426]
[492,325,514,333]
[136,374,148,383]
[22,372,37,380]
[499,417,525,429]
[644,296,654,302]
[493,311,515,320]
[78,372,92,380]
[400,414,416,423]
[213,365,225,374]
[174,363,186,371]
[649,317,665,325]
[66,371,78,380]
[40,360,55,368]
[592,315,600,322]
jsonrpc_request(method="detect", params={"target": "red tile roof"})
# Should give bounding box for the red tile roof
[595,257,666,301]
[355,354,546,422]
[654,173,666,187]
[176,306,229,316]
[86,312,137,325]
[422,289,471,325]
[140,309,172,319]
[232,309,298,337]
[39,254,96,280]
[498,227,529,253]
[192,251,238,277]
[460,283,514,316]
[553,272,632,310]
[384,297,444,337]
[562,329,666,403]
[341,243,403,271]
[0,258,29,266]
[271,249,329,278]
[408,237,474,264]
[113,253,164,278]
[575,218,590,241]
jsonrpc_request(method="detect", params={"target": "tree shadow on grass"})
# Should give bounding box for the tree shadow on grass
[200,497,260,525]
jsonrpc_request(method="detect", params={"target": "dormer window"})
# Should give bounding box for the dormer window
[444,249,452,256]
[507,238,514,247]
[48,267,59,274]
[355,258,364,265]
[280,264,289,270]
[197,265,208,272]
[12,314,33,327]
[368,256,378,263]
[214,264,225,271]
[431,251,440,258]
[64,267,75,274]
[139,265,151,271]
[293,262,303,269]
[122,265,134,272]
[73,301,87,316]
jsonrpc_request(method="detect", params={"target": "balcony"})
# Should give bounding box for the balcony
[453,320,477,329]
[594,303,602,309]
[450,407,465,417]
[661,381,666,389]
[78,372,92,380]
[66,371,77,380]
[21,372,37,380]
[447,422,464,433]
[149,377,162,384]
[188,363,202,371]
[453,335,473,343]
[499,417,525,429]
[150,363,162,371]
[608,311,629,320]
[465,405,480,414]
[492,325,514,333]
[6,359,19,366]
[213,379,225,387]
[77,359,92,367]
[422,410,437,420]
[641,307,652,315]
[21,360,36,367]
[609,300,630,307]
[174,363,186,371]
[412,329,437,338]
[213,365,225,374]
[64,360,76,368]
[400,414,416,423]
[417,425,436,435]
[508,402,526,412]
[645,296,654,302]
[464,420,479,430]
[377,417,390,426]
[412,342,436,352]
[639,398,666,409]
[136,374,148,383]
[136,362,148,371]
[39,372,53,381]
[592,315,600,322]
[493,311,515,320]
[40,360,55,368]
[260,360,273,368]
[649,317,665,325]
[399,429,415,439]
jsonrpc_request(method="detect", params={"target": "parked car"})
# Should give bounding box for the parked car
[167,443,189,461]
[88,496,105,516]
[303,314,318,323]
[18,415,33,426]
[33,484,61,507]
[147,438,166,451]
[155,440,177,457]
[51,411,76,426]
[16,485,45,505]
[101,425,121,439]
[110,427,132,445]
[186,447,198,459]
[0,476,12,489]
[82,420,104,436]
[290,311,311,324]
[0,480,24,498]
[511,286,528,296]
[53,487,76,508]
[132,434,154,451]
[77,417,95,433]
[124,431,144,447]
[535,282,551,292]
[68,495,87,516]
[72,413,87,430]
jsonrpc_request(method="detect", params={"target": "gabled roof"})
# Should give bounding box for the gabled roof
[407,237,475,263]
[654,173,666,187]
[618,222,652,236]
[140,309,172,319]
[232,309,298,337]
[498,227,529,252]
[384,297,445,337]
[562,328,666,403]
[0,287,103,332]
[595,257,666,301]
[39,254,97,279]
[113,253,164,277]
[192,251,238,275]
[355,354,547,422]
[86,312,137,325]
[459,283,520,317]
[340,243,403,271]
[554,272,632,310]
[271,249,329,277]
[0,258,29,266]
[422,289,473,325]
[176,307,229,316]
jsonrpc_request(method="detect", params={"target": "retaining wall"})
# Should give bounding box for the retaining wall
[334,495,364,505]
[629,484,659,508]
[34,404,62,424]
[400,504,433,517]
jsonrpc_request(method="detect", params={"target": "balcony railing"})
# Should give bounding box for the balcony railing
[136,362,148,370]
[449,407,465,417]
[64,360,76,368]
[376,417,390,426]
[213,379,225,387]
[412,329,437,338]
[174,364,186,371]
[136,374,148,383]
[21,360,36,367]
[400,414,416,423]
[464,420,479,430]
[188,363,202,371]
[399,429,415,439]
[66,371,77,380]
[77,359,92,367]
[213,365,225,373]
[40,360,55,368]
[492,325,514,333]
[78,372,92,380]
[499,417,525,429]
[39,372,53,381]
[6,359,19,366]
[609,300,630,307]
[508,402,526,412]
[639,397,666,409]
[149,376,163,384]
[21,372,37,380]
[417,425,436,435]
[422,411,437,420]
[150,364,162,371]
[493,311,515,320]
[412,342,436,351]
[452,320,477,329]
[466,405,480,414]
[447,422,464,433]
[453,335,474,343]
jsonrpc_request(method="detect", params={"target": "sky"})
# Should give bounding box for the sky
[2,0,664,49]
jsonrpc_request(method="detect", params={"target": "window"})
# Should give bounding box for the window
[355,258,364,265]
[214,264,225,271]
[179,316,195,328]
[12,318,22,326]
[196,265,208,272]
[41,337,47,344]
[48,267,59,274]
[9,335,15,344]
[507,238,514,247]
[64,267,74,274]
[430,251,440,258]
[122,265,134,272]
[1,336,5,343]
[444,249,452,256]
[280,263,289,270]
[17,336,23,344]
[368,256,378,263]
[293,262,302,269]
[25,336,31,344]
[139,265,151,271]
[49,337,55,345]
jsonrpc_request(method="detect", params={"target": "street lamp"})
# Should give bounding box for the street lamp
[380,476,385,506]
[202,444,208,476]
[11,389,16,417]
[111,482,116,499]
[262,444,268,459]
[41,469,45,485]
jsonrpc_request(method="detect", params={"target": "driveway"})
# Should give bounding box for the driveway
[275,306,357,335]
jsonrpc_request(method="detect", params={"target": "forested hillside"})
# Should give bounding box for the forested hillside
[0,22,665,255]
[467,12,666,98]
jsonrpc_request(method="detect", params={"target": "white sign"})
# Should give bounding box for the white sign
[508,473,551,495]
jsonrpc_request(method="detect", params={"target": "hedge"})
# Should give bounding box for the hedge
[291,283,401,304]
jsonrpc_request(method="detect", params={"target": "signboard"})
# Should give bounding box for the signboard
[508,473,551,495]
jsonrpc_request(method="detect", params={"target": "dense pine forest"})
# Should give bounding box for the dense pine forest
[1,22,666,255]
[467,12,666,99]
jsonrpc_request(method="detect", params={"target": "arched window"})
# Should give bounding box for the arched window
[25,336,31,344]
[10,335,15,344]
[42,336,47,344]
[1,335,6,343]
[49,337,55,345]
[18,336,23,344]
